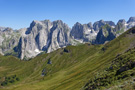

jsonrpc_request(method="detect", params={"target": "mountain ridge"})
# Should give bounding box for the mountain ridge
[0,17,135,59]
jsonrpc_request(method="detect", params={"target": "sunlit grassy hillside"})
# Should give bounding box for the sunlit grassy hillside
[0,27,135,90]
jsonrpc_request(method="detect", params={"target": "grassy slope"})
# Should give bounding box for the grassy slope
[84,46,135,90]
[0,27,135,90]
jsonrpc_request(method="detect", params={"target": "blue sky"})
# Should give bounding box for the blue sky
[0,0,135,29]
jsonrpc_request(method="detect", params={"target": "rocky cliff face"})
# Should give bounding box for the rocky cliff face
[17,20,70,59]
[114,19,127,36]
[93,20,115,32]
[127,17,135,29]
[0,27,21,56]
[47,20,70,53]
[70,22,97,43]
[70,20,116,44]
[95,24,116,44]
[0,17,135,59]
[114,17,135,37]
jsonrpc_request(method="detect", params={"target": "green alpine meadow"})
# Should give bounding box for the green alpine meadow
[0,27,135,90]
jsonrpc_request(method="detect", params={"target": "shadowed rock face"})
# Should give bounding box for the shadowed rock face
[105,21,115,27]
[70,22,97,43]
[93,20,115,32]
[95,25,116,44]
[114,19,127,36]
[93,20,106,32]
[0,17,135,60]
[70,22,84,40]
[127,17,135,23]
[127,17,135,29]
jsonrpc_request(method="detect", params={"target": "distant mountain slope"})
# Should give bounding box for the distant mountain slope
[0,17,135,59]
[0,27,135,90]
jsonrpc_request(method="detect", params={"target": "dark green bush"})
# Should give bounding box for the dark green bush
[1,81,8,86]
[16,77,20,81]
[9,80,15,83]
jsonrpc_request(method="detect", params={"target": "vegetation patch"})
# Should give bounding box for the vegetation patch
[0,75,20,86]
[84,47,135,90]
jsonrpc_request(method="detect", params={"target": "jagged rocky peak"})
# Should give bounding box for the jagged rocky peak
[18,28,27,36]
[71,22,83,30]
[0,27,15,37]
[70,22,83,39]
[31,19,51,25]
[83,22,93,32]
[100,19,105,22]
[74,22,82,27]
[93,20,115,32]
[82,22,93,29]
[127,17,135,23]
[70,22,97,43]
[28,20,40,29]
[93,20,106,31]
[127,17,135,29]
[18,20,53,59]
[115,17,135,36]
[25,20,52,34]
[0,27,14,33]
[105,21,115,27]
[114,19,127,35]
[0,27,7,31]
[95,24,115,44]
[47,20,70,53]
[25,20,37,34]
[3,28,13,33]
[41,19,51,24]
[53,20,63,24]
[87,22,93,29]
[52,20,69,29]
[117,19,126,24]
[75,22,82,25]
